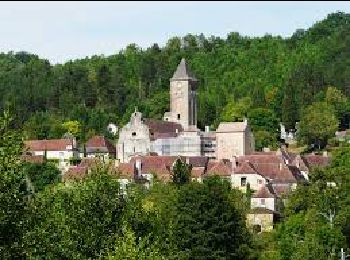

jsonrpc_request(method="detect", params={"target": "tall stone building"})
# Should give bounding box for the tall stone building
[164,58,198,129]
[117,58,255,163]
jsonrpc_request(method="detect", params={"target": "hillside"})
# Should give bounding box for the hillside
[1,12,350,142]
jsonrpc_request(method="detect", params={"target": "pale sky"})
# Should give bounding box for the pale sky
[1,1,350,64]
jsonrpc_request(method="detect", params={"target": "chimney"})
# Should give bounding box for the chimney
[295,155,301,168]
[205,126,210,132]
[136,158,142,176]
[279,162,283,171]
[186,157,190,164]
[231,156,237,169]
[323,151,328,157]
[263,147,270,152]
[276,148,282,156]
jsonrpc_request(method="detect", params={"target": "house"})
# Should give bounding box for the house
[216,120,255,160]
[85,135,116,160]
[24,138,79,172]
[232,160,267,192]
[247,184,282,233]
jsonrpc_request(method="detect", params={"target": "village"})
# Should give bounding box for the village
[22,59,332,233]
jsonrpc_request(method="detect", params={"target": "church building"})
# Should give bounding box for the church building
[117,58,255,163]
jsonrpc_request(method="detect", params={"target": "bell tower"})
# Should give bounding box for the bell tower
[164,58,198,129]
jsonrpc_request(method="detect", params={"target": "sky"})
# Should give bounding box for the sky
[1,1,350,64]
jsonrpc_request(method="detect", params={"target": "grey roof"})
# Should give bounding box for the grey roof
[171,58,198,81]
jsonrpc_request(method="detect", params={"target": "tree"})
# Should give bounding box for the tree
[106,223,165,260]
[0,110,28,258]
[23,169,125,259]
[23,162,61,193]
[325,86,350,129]
[247,108,280,133]
[62,120,81,137]
[220,97,252,122]
[171,158,192,185]
[297,102,339,149]
[172,176,254,259]
[254,130,278,151]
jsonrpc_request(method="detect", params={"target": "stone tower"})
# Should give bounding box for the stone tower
[164,58,198,129]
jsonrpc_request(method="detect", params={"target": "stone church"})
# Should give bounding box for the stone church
[117,58,255,163]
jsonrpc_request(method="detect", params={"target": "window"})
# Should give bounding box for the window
[240,177,247,187]
[261,199,265,206]
[132,132,136,136]
[253,225,262,234]
[177,114,181,120]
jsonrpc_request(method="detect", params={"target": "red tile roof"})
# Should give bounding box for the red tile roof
[301,155,331,169]
[252,185,275,198]
[21,155,44,164]
[63,166,88,181]
[249,207,280,215]
[234,161,259,175]
[116,163,135,179]
[191,167,205,178]
[24,139,75,151]
[206,160,232,176]
[238,155,284,164]
[144,119,183,140]
[85,136,116,154]
[272,185,291,197]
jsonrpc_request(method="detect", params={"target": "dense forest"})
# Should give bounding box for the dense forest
[2,12,350,146]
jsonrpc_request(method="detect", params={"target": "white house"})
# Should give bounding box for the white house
[24,138,79,172]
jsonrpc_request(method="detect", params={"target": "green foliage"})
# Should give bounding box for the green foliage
[172,176,254,259]
[62,120,81,137]
[254,130,278,151]
[2,12,350,136]
[325,86,350,129]
[23,162,61,193]
[298,101,339,149]
[0,110,27,258]
[171,158,192,185]
[106,223,165,260]
[220,97,252,122]
[23,169,125,259]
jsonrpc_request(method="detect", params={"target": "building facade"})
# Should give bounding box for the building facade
[117,58,255,163]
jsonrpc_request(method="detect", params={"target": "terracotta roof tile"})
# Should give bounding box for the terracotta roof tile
[25,139,75,152]
[85,136,116,154]
[206,160,232,176]
[301,155,331,169]
[238,155,284,164]
[272,185,291,197]
[21,155,44,164]
[191,167,205,178]
[249,207,280,215]
[116,163,135,179]
[63,166,88,181]
[234,161,259,175]
[252,185,275,198]
[144,119,183,141]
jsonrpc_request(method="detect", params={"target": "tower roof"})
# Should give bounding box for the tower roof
[171,58,198,81]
